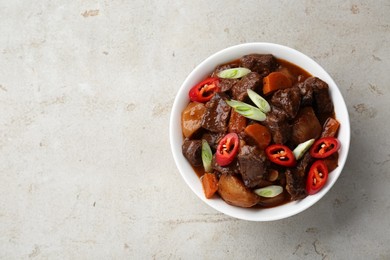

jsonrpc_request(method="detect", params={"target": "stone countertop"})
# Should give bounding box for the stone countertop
[1,1,389,259]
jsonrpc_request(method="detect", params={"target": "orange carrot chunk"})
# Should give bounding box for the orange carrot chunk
[263,72,292,95]
[321,117,340,137]
[244,123,271,150]
[201,173,219,199]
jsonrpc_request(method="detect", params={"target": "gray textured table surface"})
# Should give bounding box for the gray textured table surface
[1,1,389,259]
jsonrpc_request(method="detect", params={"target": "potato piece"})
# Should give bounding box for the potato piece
[218,174,260,208]
[228,110,247,134]
[291,107,322,145]
[181,102,206,138]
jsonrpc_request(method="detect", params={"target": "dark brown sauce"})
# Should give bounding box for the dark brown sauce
[218,58,312,83]
[193,166,205,178]
[276,58,312,81]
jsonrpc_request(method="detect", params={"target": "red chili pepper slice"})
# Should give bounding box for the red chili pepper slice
[189,77,220,103]
[306,160,329,195]
[265,144,296,167]
[216,133,239,166]
[310,137,340,159]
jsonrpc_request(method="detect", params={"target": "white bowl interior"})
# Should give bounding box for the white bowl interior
[169,42,350,221]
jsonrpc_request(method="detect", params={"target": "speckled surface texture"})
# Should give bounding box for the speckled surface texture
[0,0,389,259]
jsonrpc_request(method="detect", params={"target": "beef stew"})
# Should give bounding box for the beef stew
[181,54,341,208]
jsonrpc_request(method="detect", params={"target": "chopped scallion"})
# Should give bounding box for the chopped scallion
[226,99,266,121]
[224,99,242,109]
[254,185,283,198]
[247,89,271,113]
[201,140,213,172]
[293,138,315,160]
[217,67,251,79]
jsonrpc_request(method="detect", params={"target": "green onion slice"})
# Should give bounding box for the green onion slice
[224,99,242,109]
[293,138,315,160]
[247,89,271,113]
[201,140,213,172]
[226,99,266,121]
[254,185,283,198]
[217,67,251,79]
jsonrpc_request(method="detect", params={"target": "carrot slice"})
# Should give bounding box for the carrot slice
[263,72,292,95]
[321,117,340,137]
[244,123,271,150]
[201,173,218,199]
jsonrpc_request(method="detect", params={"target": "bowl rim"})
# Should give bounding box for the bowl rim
[169,42,351,221]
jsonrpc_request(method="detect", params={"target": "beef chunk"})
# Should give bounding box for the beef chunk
[286,153,313,200]
[323,152,339,172]
[271,87,301,119]
[264,108,291,144]
[285,170,307,201]
[297,152,314,177]
[291,107,322,146]
[238,145,268,188]
[240,54,277,77]
[313,79,333,115]
[201,93,231,133]
[231,72,262,101]
[212,156,240,176]
[305,77,333,115]
[182,139,202,167]
[219,78,239,92]
[201,132,224,151]
[297,81,314,106]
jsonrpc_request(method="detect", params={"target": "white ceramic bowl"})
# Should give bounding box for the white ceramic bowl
[169,42,350,221]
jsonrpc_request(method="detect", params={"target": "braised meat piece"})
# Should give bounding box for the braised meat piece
[238,145,268,188]
[182,139,202,167]
[297,152,313,177]
[297,80,314,106]
[291,107,322,146]
[313,78,333,115]
[286,153,313,200]
[305,77,334,115]
[323,152,339,172]
[264,108,291,144]
[201,132,224,151]
[201,93,231,133]
[231,72,262,101]
[218,78,239,92]
[240,54,277,77]
[212,156,240,176]
[285,169,306,200]
[271,87,301,119]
